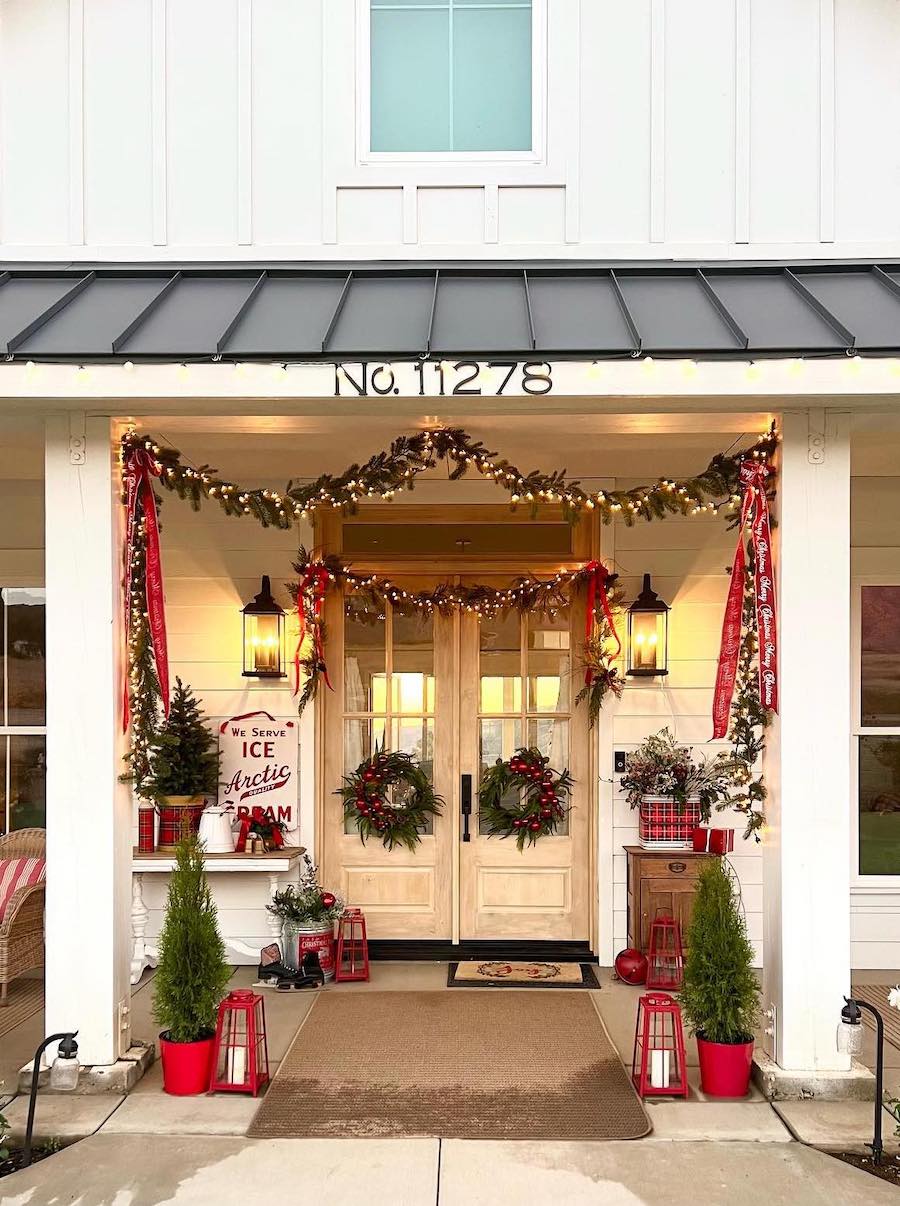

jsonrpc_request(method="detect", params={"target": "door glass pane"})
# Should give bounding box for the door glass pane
[392,717,435,778]
[479,717,522,771]
[371,9,451,151]
[528,717,569,771]
[860,586,900,726]
[859,735,900,874]
[344,598,386,712]
[9,734,45,830]
[391,612,434,714]
[527,607,570,712]
[480,612,522,712]
[4,588,46,726]
[344,717,387,775]
[452,7,532,151]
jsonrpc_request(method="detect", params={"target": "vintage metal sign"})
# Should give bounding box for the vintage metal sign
[218,711,299,844]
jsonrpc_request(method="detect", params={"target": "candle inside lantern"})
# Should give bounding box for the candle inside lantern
[650,1048,670,1089]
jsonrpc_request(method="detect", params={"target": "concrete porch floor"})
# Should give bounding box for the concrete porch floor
[0,963,898,1204]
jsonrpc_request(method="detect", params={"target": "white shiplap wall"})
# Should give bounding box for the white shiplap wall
[603,499,765,966]
[0,0,898,258]
[139,495,315,960]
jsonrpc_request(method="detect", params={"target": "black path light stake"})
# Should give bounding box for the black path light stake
[837,998,883,1165]
[21,1032,78,1169]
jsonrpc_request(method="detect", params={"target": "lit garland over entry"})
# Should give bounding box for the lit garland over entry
[119,425,778,834]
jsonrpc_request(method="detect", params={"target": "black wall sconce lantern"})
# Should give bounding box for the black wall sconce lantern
[242,575,286,678]
[627,574,670,677]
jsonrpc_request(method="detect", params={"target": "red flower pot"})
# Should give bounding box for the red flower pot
[159,1032,215,1096]
[696,1034,754,1097]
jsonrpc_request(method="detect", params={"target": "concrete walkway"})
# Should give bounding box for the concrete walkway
[0,1133,895,1206]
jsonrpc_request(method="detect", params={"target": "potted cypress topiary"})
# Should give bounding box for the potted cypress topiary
[146,678,219,851]
[679,857,760,1097]
[154,834,231,1095]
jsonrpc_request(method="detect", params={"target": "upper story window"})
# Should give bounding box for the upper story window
[369,0,534,155]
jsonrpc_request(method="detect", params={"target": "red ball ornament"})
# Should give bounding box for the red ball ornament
[356,801,367,813]
[321,892,336,909]
[512,818,524,828]
[540,808,552,819]
[529,820,541,831]
[363,769,375,781]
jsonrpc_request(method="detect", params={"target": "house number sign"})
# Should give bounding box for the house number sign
[334,361,554,398]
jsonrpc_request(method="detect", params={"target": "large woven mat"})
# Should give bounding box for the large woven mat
[248,990,650,1140]
[0,978,43,1039]
[852,983,900,1051]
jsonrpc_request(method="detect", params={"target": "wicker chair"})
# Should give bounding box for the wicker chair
[0,828,45,1006]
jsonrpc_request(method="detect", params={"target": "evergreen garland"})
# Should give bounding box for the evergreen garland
[121,512,163,798]
[338,746,444,851]
[679,858,759,1045]
[479,748,574,851]
[152,835,231,1044]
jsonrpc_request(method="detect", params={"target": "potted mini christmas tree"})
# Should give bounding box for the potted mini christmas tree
[146,678,219,850]
[679,857,760,1097]
[153,834,231,1094]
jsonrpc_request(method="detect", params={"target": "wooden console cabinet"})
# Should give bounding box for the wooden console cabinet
[625,846,718,953]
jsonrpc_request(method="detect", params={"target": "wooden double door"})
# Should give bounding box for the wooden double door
[321,544,593,946]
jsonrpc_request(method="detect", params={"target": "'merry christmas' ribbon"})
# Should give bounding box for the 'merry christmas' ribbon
[123,446,170,731]
[584,560,621,685]
[712,459,778,739]
[294,563,333,696]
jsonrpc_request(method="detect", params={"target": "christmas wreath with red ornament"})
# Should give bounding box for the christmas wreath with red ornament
[479,747,574,850]
[338,745,444,851]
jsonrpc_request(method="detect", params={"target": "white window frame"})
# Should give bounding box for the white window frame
[851,576,900,891]
[356,0,548,165]
[0,586,46,833]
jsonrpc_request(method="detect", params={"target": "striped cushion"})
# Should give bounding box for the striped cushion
[0,857,46,923]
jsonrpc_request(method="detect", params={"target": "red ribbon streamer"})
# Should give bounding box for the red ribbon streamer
[584,561,621,685]
[712,459,779,739]
[294,563,333,696]
[123,446,170,732]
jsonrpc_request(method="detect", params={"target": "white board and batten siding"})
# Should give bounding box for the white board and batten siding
[1,0,899,259]
[602,495,765,967]
[851,475,900,970]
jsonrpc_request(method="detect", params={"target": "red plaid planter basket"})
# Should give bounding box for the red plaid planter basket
[156,802,205,852]
[639,796,701,849]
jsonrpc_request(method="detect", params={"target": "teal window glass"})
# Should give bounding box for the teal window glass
[370,1,533,153]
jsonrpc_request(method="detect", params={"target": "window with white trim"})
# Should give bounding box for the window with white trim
[369,0,534,154]
[856,583,900,876]
[0,588,45,833]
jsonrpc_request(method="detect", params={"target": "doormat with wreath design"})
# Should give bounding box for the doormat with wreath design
[447,960,600,989]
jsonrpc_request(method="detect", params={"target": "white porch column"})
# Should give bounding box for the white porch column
[44,415,132,1066]
[762,408,851,1075]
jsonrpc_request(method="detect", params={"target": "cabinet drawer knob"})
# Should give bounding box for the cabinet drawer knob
[668,861,687,874]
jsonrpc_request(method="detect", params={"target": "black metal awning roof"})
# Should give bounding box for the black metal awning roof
[1,260,900,363]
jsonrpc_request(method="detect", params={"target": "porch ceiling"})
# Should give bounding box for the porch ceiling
[1,261,899,362]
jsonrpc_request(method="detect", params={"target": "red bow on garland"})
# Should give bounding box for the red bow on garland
[712,459,779,739]
[122,445,170,732]
[294,562,333,697]
[584,560,621,685]
[237,805,285,851]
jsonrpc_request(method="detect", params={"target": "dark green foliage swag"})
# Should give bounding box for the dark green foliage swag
[145,678,219,802]
[153,836,231,1044]
[679,859,759,1045]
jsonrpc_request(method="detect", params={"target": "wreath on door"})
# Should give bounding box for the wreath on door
[479,747,574,851]
[338,745,444,851]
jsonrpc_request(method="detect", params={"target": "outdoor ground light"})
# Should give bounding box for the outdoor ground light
[22,1032,78,1168]
[627,573,670,677]
[837,997,883,1164]
[242,575,286,678]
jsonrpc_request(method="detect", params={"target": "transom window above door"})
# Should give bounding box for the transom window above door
[369,0,535,154]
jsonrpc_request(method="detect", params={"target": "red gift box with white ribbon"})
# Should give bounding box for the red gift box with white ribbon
[691,827,735,854]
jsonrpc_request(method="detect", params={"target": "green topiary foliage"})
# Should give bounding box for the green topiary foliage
[145,678,219,802]
[152,835,231,1044]
[679,858,759,1045]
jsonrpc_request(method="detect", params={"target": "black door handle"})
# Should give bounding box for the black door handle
[461,774,472,842]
